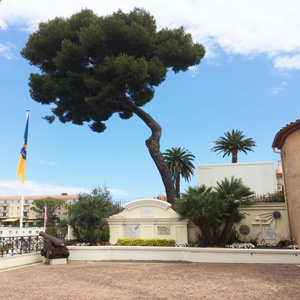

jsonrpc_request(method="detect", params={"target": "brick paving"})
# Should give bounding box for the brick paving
[0,261,300,300]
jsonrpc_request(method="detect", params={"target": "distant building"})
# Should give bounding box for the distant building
[197,161,277,195]
[275,160,283,189]
[0,194,79,225]
[156,195,167,202]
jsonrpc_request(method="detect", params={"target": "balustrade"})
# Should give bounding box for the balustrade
[0,235,44,257]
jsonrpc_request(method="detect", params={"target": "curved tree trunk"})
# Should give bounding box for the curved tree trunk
[119,94,176,205]
[231,149,238,163]
[175,173,180,199]
[218,206,234,247]
[194,219,218,246]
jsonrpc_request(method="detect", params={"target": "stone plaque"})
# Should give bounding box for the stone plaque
[265,226,276,240]
[157,225,170,235]
[124,225,139,238]
[141,207,154,217]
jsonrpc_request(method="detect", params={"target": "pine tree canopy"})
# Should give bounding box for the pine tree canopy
[21,8,205,133]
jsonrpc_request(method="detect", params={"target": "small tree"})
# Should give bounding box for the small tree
[31,197,65,230]
[68,187,114,244]
[176,185,226,246]
[163,147,195,198]
[211,130,256,163]
[176,177,254,247]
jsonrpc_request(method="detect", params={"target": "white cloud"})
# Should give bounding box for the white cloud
[1,0,300,69]
[0,180,91,196]
[271,81,287,95]
[0,42,15,59]
[108,189,129,196]
[0,180,128,197]
[271,87,282,95]
[274,55,300,70]
[188,65,199,78]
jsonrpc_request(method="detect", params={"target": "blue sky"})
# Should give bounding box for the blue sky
[1,0,300,198]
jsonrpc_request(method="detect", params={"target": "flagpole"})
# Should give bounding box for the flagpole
[19,110,29,235]
[19,183,25,234]
[44,205,47,232]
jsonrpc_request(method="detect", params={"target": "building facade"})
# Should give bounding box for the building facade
[272,119,300,246]
[197,161,278,195]
[0,194,78,225]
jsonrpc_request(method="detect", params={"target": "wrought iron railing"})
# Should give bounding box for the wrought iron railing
[246,191,285,203]
[0,235,43,258]
[111,197,156,207]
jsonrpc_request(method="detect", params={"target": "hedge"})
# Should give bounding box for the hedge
[117,238,175,246]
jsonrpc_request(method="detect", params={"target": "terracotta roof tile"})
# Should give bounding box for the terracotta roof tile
[272,119,300,149]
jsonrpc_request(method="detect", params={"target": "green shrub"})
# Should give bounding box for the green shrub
[99,227,110,242]
[249,191,285,203]
[117,238,175,247]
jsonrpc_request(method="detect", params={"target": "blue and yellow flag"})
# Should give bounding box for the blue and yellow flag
[16,114,29,183]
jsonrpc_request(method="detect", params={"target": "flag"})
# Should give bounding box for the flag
[16,114,29,183]
[45,205,48,223]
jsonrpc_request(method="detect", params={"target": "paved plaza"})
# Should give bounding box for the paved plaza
[0,261,300,299]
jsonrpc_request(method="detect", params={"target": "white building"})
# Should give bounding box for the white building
[197,161,277,195]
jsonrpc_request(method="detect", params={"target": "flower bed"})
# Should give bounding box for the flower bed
[225,242,298,250]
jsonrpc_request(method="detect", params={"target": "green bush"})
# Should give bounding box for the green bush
[99,227,110,242]
[249,191,285,203]
[117,238,175,247]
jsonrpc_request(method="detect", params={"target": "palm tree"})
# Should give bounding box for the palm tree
[214,176,254,247]
[211,130,256,163]
[68,188,113,244]
[163,147,195,198]
[176,185,226,246]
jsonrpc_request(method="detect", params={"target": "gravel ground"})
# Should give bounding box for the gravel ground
[1,261,300,300]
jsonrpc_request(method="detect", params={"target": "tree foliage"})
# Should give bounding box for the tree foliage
[211,129,256,163]
[176,185,226,246]
[176,177,254,246]
[30,197,65,228]
[163,147,195,198]
[21,8,205,205]
[67,187,116,244]
[215,176,254,247]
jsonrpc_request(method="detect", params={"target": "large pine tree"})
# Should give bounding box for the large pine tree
[21,8,205,205]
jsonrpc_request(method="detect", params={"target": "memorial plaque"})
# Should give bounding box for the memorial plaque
[124,224,139,238]
[157,225,170,235]
[141,207,154,217]
[265,226,276,240]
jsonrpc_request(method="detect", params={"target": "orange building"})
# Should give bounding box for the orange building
[272,119,300,245]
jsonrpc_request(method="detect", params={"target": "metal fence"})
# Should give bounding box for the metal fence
[247,191,285,203]
[111,197,154,207]
[0,235,44,258]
